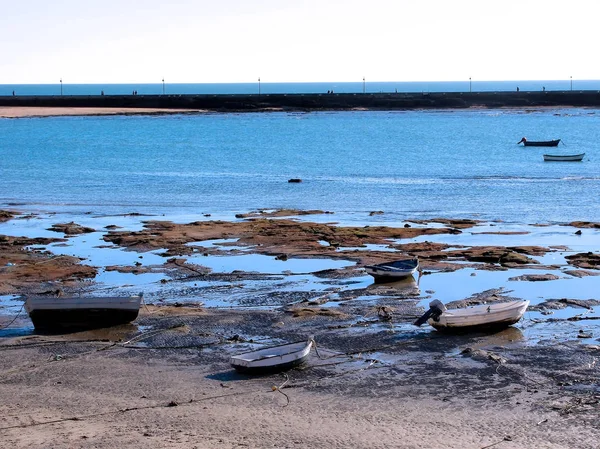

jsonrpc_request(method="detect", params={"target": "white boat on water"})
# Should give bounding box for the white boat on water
[24,294,143,332]
[230,338,314,374]
[364,258,419,283]
[414,299,529,332]
[543,153,585,162]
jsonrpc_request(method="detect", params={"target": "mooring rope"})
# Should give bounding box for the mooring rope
[0,302,25,331]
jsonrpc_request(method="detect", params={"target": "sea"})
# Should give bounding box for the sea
[1,94,600,224]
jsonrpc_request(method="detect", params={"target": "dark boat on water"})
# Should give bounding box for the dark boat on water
[364,258,419,283]
[24,294,143,332]
[518,137,560,147]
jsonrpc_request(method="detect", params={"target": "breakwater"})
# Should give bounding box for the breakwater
[2,91,600,111]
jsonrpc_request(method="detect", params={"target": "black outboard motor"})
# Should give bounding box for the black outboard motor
[413,299,447,327]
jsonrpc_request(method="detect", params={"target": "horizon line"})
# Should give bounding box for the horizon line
[0,78,594,86]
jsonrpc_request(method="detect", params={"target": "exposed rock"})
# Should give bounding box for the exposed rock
[0,210,17,223]
[286,307,348,318]
[444,288,520,308]
[530,298,600,311]
[48,222,96,235]
[102,217,463,266]
[567,221,600,229]
[559,298,600,309]
[409,218,481,229]
[448,247,541,266]
[508,274,560,282]
[234,209,333,219]
[565,252,600,269]
[564,270,600,278]
[105,265,149,274]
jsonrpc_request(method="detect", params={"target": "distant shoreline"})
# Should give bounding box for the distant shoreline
[0,106,203,118]
[1,91,600,114]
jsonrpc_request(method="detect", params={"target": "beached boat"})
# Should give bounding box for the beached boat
[24,294,143,332]
[230,338,314,374]
[543,153,585,162]
[518,137,560,147]
[364,258,419,283]
[413,299,529,333]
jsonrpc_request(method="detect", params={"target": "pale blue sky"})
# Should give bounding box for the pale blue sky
[1,0,597,84]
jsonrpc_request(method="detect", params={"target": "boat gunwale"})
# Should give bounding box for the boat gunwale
[24,295,143,312]
[230,339,313,364]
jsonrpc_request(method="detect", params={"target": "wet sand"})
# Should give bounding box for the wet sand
[1,306,599,448]
[0,209,599,448]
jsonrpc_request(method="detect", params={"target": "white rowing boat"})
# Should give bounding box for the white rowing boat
[543,153,584,162]
[230,337,314,374]
[414,299,529,332]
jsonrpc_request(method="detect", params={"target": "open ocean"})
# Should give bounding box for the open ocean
[1,105,599,224]
[1,80,599,96]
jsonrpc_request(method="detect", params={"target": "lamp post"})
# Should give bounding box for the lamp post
[162,78,165,95]
[258,77,261,95]
[363,76,365,94]
[570,76,572,91]
[469,77,471,93]
[60,78,63,96]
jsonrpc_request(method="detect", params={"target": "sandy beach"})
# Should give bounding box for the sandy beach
[0,208,599,448]
[0,107,202,118]
[1,306,599,449]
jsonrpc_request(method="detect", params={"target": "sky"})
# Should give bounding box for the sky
[1,0,597,84]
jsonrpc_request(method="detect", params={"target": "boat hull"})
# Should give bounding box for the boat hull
[28,308,140,331]
[25,296,142,332]
[543,153,584,162]
[365,269,417,283]
[428,300,529,333]
[364,259,419,283]
[232,356,309,374]
[230,340,313,374]
[523,139,560,147]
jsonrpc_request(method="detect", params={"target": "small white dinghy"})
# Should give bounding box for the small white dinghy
[543,153,585,162]
[230,337,314,374]
[414,299,529,333]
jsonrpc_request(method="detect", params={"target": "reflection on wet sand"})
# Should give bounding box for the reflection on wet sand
[366,275,420,295]
[466,326,525,346]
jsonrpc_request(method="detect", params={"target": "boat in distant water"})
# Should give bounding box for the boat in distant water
[518,137,560,147]
[364,258,419,283]
[24,294,143,332]
[230,338,314,374]
[543,153,585,162]
[414,299,530,333]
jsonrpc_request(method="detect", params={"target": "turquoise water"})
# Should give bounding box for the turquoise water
[1,108,599,223]
[1,80,598,96]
